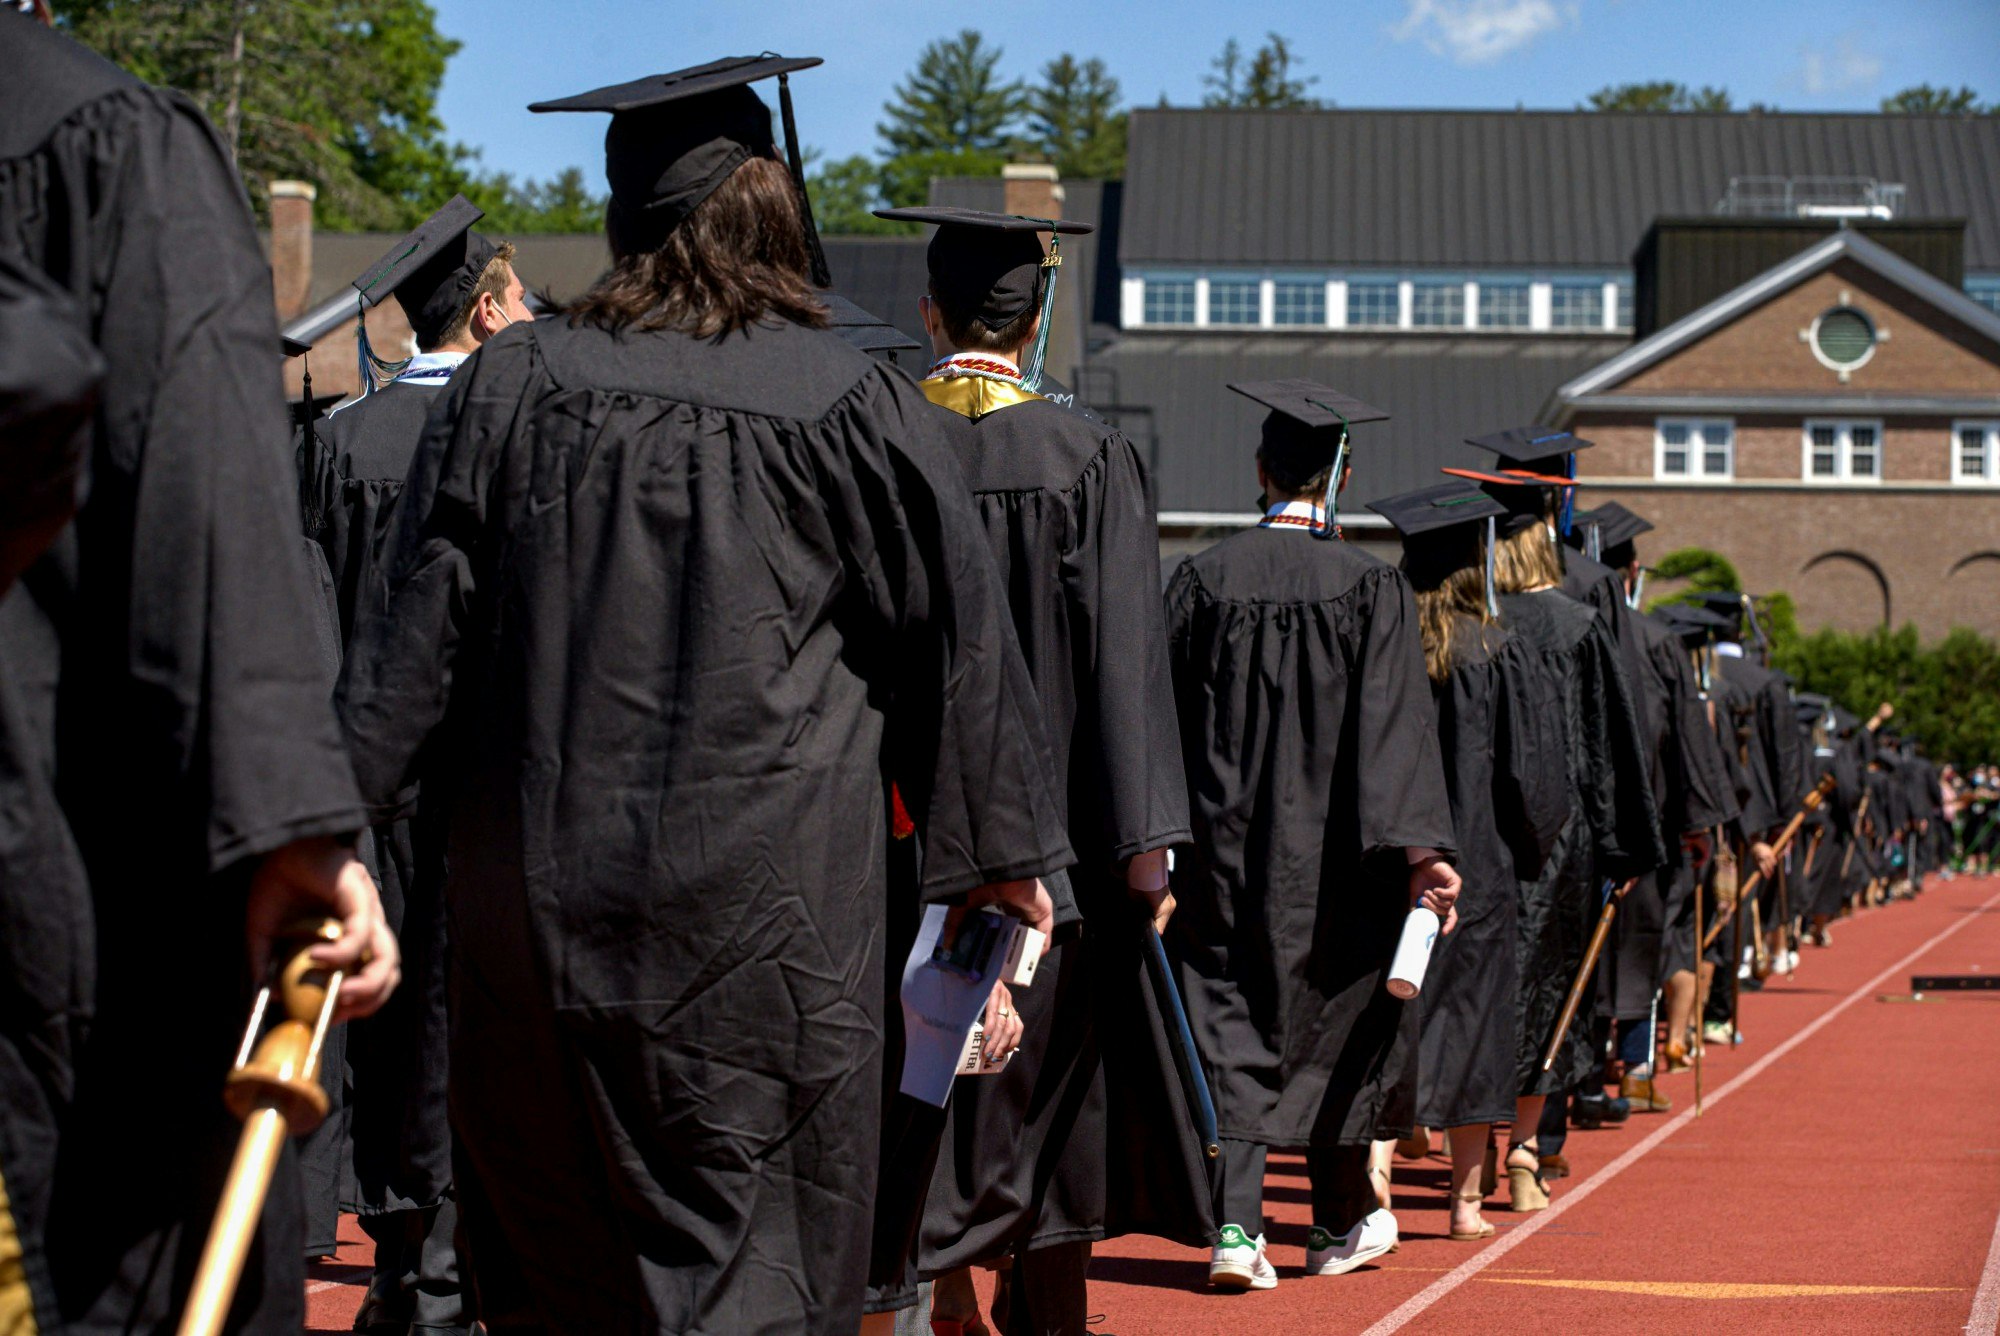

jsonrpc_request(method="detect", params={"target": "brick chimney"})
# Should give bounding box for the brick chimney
[269,180,316,321]
[1001,163,1082,389]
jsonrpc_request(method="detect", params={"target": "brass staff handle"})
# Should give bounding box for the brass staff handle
[178,919,343,1336]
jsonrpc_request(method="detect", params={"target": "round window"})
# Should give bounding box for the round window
[1811,306,1876,370]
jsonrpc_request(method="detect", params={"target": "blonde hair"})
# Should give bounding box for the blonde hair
[1493,521,1563,593]
[1415,567,1494,682]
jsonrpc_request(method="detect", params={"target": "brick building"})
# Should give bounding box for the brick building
[1553,226,2000,637]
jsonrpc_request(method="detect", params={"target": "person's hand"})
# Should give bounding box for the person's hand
[956,877,1056,963]
[245,835,400,1023]
[1410,855,1461,935]
[981,982,1023,1065]
[1126,848,1175,934]
[1750,840,1778,881]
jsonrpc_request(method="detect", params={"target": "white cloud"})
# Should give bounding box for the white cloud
[1799,35,1884,94]
[1392,0,1571,66]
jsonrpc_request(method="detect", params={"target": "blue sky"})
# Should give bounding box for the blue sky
[435,0,2000,186]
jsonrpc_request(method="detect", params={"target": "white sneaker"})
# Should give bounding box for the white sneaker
[1305,1209,1399,1276]
[1209,1224,1278,1290]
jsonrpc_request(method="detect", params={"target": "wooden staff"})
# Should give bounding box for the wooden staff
[1703,775,1837,949]
[1540,880,1628,1073]
[1691,858,1705,1117]
[178,919,343,1336]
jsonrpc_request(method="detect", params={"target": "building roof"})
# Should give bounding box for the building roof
[1552,227,2000,414]
[1085,332,1627,520]
[1120,108,2000,271]
[821,236,930,351]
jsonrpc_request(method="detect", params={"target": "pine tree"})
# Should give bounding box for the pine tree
[877,30,1023,158]
[1202,33,1319,110]
[1027,55,1128,179]
[1880,84,1988,114]
[1583,82,1735,112]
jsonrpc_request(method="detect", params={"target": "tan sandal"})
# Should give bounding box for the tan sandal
[1505,1148,1549,1213]
[1449,1189,1496,1240]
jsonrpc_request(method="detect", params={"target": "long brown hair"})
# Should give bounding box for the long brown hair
[571,156,827,339]
[1493,521,1564,593]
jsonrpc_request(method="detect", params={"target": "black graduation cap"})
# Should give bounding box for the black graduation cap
[351,195,499,350]
[1230,379,1387,469]
[529,55,829,286]
[1653,602,1733,646]
[1440,465,1575,536]
[871,206,1093,330]
[1692,590,1752,640]
[1367,481,1505,538]
[821,292,921,355]
[1577,500,1653,553]
[1465,425,1594,473]
[1370,481,1507,599]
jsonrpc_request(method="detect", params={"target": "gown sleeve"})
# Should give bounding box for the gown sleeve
[105,90,363,868]
[1349,567,1456,860]
[823,370,1075,898]
[1576,620,1667,881]
[337,335,526,821]
[0,253,99,595]
[1660,637,1738,834]
[1064,433,1191,863]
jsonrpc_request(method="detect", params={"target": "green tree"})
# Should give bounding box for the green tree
[1646,547,1741,602]
[806,153,912,236]
[1583,82,1734,112]
[878,30,1022,159]
[1027,55,1128,179]
[458,166,605,235]
[57,0,462,227]
[1880,84,1989,113]
[1203,33,1320,109]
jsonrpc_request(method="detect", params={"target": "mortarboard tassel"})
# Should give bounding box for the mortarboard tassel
[1585,519,1602,564]
[777,70,832,290]
[1310,418,1348,541]
[1484,515,1499,617]
[1628,566,1648,610]
[1558,450,1577,538]
[1020,227,1064,393]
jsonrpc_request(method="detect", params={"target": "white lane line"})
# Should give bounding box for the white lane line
[1968,1203,2000,1333]
[1362,884,2000,1336]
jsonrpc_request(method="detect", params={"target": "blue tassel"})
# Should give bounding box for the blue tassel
[1021,228,1063,392]
[1484,515,1499,616]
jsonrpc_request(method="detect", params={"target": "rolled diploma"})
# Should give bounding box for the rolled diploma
[1386,906,1441,1000]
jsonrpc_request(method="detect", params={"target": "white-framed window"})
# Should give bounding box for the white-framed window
[1550,281,1605,330]
[1656,418,1734,481]
[1347,280,1401,327]
[1474,281,1530,328]
[1141,277,1195,325]
[1207,277,1261,326]
[1272,278,1326,326]
[1967,278,2000,317]
[1952,421,2000,484]
[1802,419,1883,483]
[1615,278,1635,330]
[1410,280,1465,328]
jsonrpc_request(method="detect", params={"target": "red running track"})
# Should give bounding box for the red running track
[307,873,2000,1335]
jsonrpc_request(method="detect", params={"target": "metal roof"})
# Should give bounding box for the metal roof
[821,236,931,352]
[1083,332,1627,516]
[1120,109,2000,271]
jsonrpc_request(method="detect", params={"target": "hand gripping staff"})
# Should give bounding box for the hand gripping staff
[1703,774,1839,951]
[178,919,344,1336]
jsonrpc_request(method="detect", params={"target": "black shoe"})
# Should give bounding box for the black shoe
[1740,975,1765,992]
[1570,1092,1627,1128]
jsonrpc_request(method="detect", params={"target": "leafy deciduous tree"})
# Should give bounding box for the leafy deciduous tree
[1583,81,1734,112]
[1880,84,1989,114]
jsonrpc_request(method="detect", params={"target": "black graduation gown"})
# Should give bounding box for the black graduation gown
[0,250,99,594]
[1617,614,1742,1002]
[914,383,1203,1271]
[1416,620,1565,1130]
[0,20,366,1333]
[1165,533,1457,1148]
[312,376,459,1222]
[1716,654,1803,836]
[1497,591,1663,1094]
[337,315,1073,1336]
